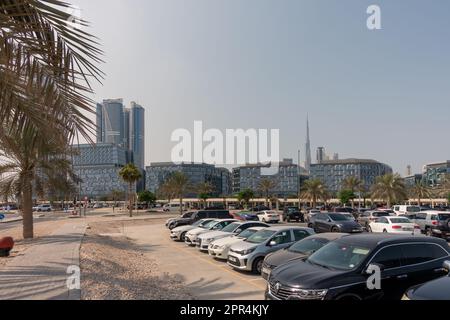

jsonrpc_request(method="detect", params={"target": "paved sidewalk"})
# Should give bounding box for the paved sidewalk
[0,222,86,300]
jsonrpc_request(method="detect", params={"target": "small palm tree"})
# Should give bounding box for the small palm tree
[371,174,407,208]
[237,189,255,209]
[342,176,362,208]
[166,172,191,215]
[300,179,328,209]
[119,163,142,217]
[409,182,432,206]
[258,178,277,207]
[197,182,214,209]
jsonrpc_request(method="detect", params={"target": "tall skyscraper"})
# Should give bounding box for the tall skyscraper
[96,99,125,147]
[130,102,145,169]
[316,147,325,164]
[305,116,312,172]
[123,108,130,150]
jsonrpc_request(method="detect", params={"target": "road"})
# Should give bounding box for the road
[124,222,270,300]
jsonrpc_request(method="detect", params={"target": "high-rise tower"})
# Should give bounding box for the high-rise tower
[305,116,312,172]
[130,102,145,170]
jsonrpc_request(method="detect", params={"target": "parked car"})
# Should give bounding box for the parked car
[393,205,421,216]
[308,213,364,234]
[413,211,450,238]
[230,211,259,221]
[196,221,269,251]
[169,219,215,241]
[36,204,52,212]
[266,234,450,300]
[261,233,348,280]
[257,211,281,224]
[209,227,267,260]
[165,211,196,229]
[282,207,304,223]
[368,216,421,235]
[185,219,237,246]
[305,209,322,222]
[403,261,450,300]
[227,226,314,274]
[357,210,393,229]
[168,210,233,230]
[162,202,187,212]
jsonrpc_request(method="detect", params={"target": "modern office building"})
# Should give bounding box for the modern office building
[145,163,231,197]
[130,102,145,170]
[72,143,132,199]
[422,161,450,187]
[310,158,393,194]
[403,174,423,188]
[123,108,130,150]
[316,147,325,164]
[96,99,126,147]
[232,159,308,198]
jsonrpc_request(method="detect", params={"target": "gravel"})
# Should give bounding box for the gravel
[80,220,193,300]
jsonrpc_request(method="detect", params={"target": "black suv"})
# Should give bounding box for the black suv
[283,207,304,223]
[266,234,450,300]
[169,210,232,229]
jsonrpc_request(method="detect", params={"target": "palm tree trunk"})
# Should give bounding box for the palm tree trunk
[22,180,34,239]
[418,197,421,207]
[129,183,133,218]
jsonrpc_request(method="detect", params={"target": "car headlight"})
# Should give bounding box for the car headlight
[243,248,256,255]
[287,289,328,300]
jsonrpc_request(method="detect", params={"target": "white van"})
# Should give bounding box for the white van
[163,203,186,212]
[393,205,421,216]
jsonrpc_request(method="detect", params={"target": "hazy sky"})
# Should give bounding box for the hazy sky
[75,0,450,174]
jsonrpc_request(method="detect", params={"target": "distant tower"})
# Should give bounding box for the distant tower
[305,116,312,172]
[333,153,339,161]
[406,165,412,177]
[316,147,325,164]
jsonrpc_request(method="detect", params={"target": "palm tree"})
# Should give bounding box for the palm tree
[0,121,75,239]
[119,163,142,217]
[409,182,432,206]
[197,182,214,209]
[166,172,191,215]
[157,182,175,204]
[300,179,328,209]
[371,174,407,208]
[342,176,362,208]
[237,189,255,209]
[258,178,277,207]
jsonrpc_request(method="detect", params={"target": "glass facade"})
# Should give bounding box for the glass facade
[96,99,125,147]
[232,159,306,197]
[130,102,145,169]
[72,144,131,199]
[422,161,450,187]
[310,159,393,194]
[145,163,231,197]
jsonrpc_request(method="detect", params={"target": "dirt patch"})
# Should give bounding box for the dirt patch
[80,220,193,300]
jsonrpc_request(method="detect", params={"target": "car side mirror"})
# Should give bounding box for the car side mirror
[235,229,242,234]
[268,240,277,247]
[443,261,450,273]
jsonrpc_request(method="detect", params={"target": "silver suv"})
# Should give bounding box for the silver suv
[227,226,315,274]
[412,211,450,238]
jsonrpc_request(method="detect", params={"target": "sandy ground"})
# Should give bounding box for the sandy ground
[80,219,193,300]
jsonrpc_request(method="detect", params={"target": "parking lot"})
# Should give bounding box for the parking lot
[123,221,285,300]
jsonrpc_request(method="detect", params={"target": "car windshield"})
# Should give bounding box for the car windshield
[289,238,330,254]
[237,229,259,239]
[182,212,194,218]
[246,230,276,244]
[202,221,218,229]
[193,220,210,227]
[307,242,371,271]
[329,214,351,221]
[389,218,411,224]
[438,214,450,221]
[407,207,421,213]
[221,223,241,233]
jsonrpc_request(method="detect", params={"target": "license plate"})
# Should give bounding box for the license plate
[403,228,413,231]
[229,256,238,263]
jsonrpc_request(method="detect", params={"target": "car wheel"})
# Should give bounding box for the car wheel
[367,226,373,233]
[252,258,264,275]
[383,229,388,233]
[180,232,187,242]
[331,227,340,233]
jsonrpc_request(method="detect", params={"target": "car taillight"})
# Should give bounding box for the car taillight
[432,221,439,226]
[414,225,420,229]
[392,225,402,229]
